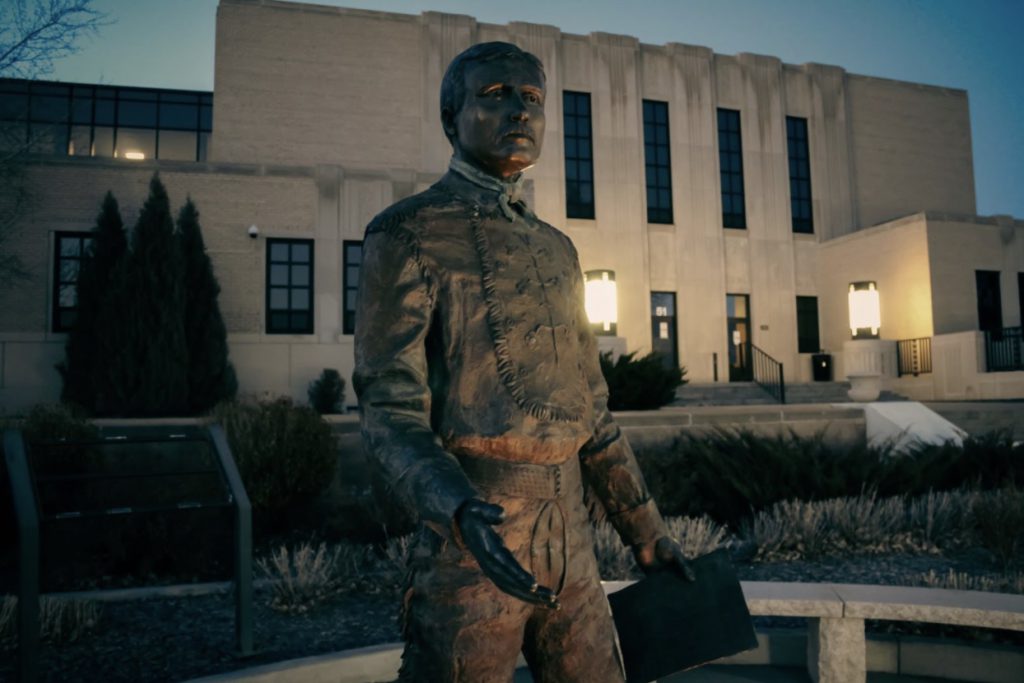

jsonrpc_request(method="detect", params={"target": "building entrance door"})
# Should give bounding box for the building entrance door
[650,292,678,370]
[727,293,752,382]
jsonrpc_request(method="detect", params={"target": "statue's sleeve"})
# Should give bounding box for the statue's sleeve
[572,257,669,548]
[353,222,478,526]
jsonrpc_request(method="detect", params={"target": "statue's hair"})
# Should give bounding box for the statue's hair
[439,42,545,143]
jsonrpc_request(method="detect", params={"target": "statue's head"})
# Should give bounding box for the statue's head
[440,42,546,179]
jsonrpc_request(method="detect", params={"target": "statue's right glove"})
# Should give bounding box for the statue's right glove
[455,498,560,609]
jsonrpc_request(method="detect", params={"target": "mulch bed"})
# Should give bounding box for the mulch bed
[1,548,1017,683]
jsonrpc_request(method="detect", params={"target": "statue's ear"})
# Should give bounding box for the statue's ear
[441,107,457,141]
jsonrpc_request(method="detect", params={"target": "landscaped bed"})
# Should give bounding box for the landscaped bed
[2,404,1022,682]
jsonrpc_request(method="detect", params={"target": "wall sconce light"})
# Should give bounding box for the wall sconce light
[848,281,880,338]
[585,269,617,336]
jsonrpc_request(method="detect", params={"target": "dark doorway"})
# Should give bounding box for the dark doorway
[650,292,678,370]
[976,270,1002,333]
[727,293,752,382]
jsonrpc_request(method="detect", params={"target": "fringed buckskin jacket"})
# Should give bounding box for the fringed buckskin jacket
[353,165,667,548]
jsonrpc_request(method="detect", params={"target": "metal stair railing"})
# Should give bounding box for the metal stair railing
[751,344,785,404]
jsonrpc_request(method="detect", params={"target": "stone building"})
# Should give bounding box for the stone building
[1,0,1021,413]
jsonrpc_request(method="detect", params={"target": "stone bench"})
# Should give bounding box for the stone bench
[188,581,1024,683]
[604,580,1024,683]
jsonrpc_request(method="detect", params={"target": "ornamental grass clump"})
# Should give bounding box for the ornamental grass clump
[916,568,1024,594]
[258,542,344,613]
[973,485,1024,570]
[593,515,730,580]
[0,596,100,644]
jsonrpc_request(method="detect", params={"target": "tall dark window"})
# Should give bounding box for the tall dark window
[643,100,673,224]
[343,241,362,335]
[52,231,94,332]
[717,108,746,229]
[266,238,314,334]
[787,116,813,233]
[976,270,1003,332]
[563,91,594,219]
[796,296,820,353]
[0,78,211,161]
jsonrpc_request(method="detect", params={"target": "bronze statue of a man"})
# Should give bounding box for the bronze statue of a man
[354,41,692,682]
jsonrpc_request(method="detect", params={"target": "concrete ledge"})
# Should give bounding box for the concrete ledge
[833,583,1024,631]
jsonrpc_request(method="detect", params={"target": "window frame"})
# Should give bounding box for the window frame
[563,91,595,220]
[52,231,94,333]
[787,116,814,234]
[643,100,673,224]
[717,108,747,229]
[265,237,315,335]
[342,240,362,336]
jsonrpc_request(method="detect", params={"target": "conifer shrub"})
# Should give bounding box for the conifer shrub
[212,397,336,530]
[57,192,127,413]
[308,368,346,414]
[599,351,687,411]
[178,198,237,414]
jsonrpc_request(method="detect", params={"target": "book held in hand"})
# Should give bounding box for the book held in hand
[607,548,758,682]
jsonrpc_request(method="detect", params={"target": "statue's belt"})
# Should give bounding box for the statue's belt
[455,452,581,500]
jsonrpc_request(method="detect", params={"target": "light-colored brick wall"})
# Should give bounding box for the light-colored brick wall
[927,215,1024,335]
[848,75,975,228]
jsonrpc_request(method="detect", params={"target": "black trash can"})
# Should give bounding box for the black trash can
[812,353,832,382]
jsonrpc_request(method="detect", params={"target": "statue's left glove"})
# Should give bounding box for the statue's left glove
[633,536,696,581]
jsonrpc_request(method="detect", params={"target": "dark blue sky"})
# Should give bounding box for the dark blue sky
[50,0,1023,219]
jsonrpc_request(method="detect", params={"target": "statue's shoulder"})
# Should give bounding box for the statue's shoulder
[535,217,580,261]
[364,185,450,238]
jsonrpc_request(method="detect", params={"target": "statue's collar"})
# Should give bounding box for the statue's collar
[448,157,527,222]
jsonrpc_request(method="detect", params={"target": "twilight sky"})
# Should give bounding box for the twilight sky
[47,0,1024,219]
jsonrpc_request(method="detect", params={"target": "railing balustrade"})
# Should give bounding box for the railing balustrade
[751,344,785,404]
[896,337,932,377]
[984,326,1024,372]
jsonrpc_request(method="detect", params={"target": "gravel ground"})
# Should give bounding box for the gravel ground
[0,550,1016,683]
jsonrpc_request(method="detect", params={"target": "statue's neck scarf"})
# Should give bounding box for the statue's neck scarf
[449,157,525,222]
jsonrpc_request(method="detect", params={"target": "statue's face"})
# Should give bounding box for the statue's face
[446,58,546,179]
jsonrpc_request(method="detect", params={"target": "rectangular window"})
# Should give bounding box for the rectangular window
[563,91,594,219]
[976,270,1003,332]
[52,231,94,332]
[0,78,213,161]
[787,116,813,233]
[717,108,746,229]
[343,241,362,335]
[643,100,673,224]
[796,296,820,353]
[266,238,314,334]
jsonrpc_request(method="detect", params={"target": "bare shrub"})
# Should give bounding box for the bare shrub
[973,485,1024,570]
[907,489,976,550]
[592,522,638,581]
[0,595,100,644]
[257,542,343,613]
[748,499,828,561]
[665,515,730,559]
[916,568,1024,594]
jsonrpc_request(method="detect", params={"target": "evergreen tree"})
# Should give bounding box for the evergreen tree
[58,191,127,411]
[109,174,189,416]
[178,198,237,413]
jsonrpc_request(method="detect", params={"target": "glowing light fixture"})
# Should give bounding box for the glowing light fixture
[584,269,617,335]
[848,281,880,338]
[124,151,145,160]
